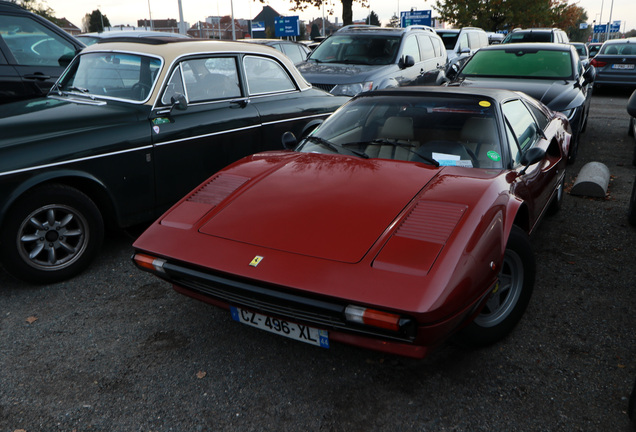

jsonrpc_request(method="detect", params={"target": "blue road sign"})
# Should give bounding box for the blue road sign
[274,16,299,37]
[400,10,432,27]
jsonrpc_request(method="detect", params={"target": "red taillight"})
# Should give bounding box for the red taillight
[345,305,402,331]
[590,58,607,67]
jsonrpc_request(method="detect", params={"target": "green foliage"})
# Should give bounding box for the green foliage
[433,0,586,34]
[86,9,111,33]
[310,23,321,39]
[366,10,380,26]
[16,0,61,25]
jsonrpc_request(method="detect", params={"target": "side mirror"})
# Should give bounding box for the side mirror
[519,147,546,175]
[281,131,297,150]
[446,63,459,81]
[399,55,415,69]
[627,89,636,118]
[170,93,188,112]
[582,65,596,86]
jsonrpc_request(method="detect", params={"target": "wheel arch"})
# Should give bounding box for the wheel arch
[0,170,118,232]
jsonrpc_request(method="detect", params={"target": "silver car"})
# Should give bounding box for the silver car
[590,38,636,87]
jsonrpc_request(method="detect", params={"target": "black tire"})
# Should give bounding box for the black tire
[457,225,535,347]
[0,184,104,284]
[628,178,636,227]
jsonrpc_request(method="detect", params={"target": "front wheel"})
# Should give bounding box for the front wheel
[457,225,535,347]
[0,184,104,284]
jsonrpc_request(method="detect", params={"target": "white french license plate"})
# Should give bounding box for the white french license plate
[612,63,634,69]
[230,306,329,348]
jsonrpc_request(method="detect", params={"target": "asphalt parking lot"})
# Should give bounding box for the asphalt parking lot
[1,87,635,431]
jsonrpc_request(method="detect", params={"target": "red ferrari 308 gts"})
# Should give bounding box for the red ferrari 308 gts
[133,87,571,359]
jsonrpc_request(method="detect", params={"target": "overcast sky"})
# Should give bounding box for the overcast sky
[46,0,635,36]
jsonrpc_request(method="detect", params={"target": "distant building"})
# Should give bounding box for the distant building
[188,17,248,40]
[57,17,81,35]
[252,5,281,39]
[136,18,184,33]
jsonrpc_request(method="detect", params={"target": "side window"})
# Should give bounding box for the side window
[161,66,186,105]
[418,35,436,60]
[281,44,304,64]
[402,35,421,62]
[431,37,443,58]
[163,57,241,104]
[502,99,539,153]
[244,55,296,95]
[525,101,549,130]
[457,33,469,51]
[468,32,480,49]
[0,15,76,67]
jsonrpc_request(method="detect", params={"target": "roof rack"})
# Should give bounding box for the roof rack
[336,24,381,33]
[404,25,435,33]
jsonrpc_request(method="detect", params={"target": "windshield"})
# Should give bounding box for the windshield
[298,94,503,169]
[460,48,574,79]
[56,52,162,102]
[308,35,400,65]
[436,31,459,50]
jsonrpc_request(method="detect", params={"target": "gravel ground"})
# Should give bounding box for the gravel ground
[1,87,635,431]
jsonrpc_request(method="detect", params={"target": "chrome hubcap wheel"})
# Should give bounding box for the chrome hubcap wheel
[17,204,89,271]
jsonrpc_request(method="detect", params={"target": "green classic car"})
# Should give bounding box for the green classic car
[0,38,348,284]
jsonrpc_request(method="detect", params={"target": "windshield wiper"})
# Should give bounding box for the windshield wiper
[67,86,89,94]
[305,136,369,158]
[342,139,439,166]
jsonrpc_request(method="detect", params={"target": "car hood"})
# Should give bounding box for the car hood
[195,153,438,263]
[0,96,147,172]
[296,61,393,84]
[453,77,586,112]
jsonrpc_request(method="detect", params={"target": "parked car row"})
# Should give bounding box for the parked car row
[0,0,634,365]
[0,39,348,283]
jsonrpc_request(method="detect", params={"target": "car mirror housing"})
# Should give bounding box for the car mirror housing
[281,131,297,150]
[399,55,415,69]
[627,90,636,118]
[170,93,188,112]
[520,147,546,175]
[582,65,596,86]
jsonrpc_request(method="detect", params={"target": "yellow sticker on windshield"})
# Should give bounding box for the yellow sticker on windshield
[479,101,491,107]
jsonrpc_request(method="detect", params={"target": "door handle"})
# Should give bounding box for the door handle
[23,73,51,80]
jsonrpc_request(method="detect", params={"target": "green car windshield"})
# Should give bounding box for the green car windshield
[460,48,574,80]
[57,52,162,102]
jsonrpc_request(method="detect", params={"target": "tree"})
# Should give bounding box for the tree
[16,0,61,25]
[310,23,321,39]
[433,0,583,33]
[260,0,368,27]
[366,10,380,26]
[84,9,111,33]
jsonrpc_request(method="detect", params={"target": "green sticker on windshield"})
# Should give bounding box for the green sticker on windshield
[487,151,501,162]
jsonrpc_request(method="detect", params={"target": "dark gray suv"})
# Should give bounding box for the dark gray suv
[0,0,84,104]
[296,25,447,96]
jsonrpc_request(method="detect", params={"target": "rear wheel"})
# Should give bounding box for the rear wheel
[0,184,104,284]
[457,225,535,347]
